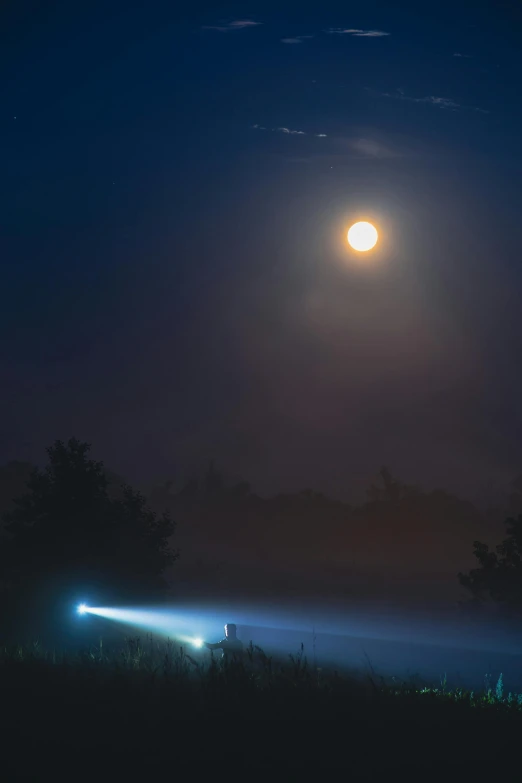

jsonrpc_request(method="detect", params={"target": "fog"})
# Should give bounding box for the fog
[74,595,522,692]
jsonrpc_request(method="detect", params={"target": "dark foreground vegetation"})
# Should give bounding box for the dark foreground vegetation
[3,439,522,775]
[1,638,521,777]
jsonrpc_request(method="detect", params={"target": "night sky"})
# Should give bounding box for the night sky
[2,1,522,502]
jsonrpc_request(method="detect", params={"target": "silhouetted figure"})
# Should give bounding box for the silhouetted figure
[205,623,243,660]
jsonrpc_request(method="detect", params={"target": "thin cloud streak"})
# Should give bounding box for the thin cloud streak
[281,35,314,44]
[252,124,327,138]
[277,127,306,135]
[202,20,262,32]
[326,28,390,37]
[378,88,488,114]
[379,89,459,110]
[346,136,403,158]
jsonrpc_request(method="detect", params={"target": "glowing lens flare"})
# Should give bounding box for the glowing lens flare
[347,221,378,252]
[192,638,204,648]
[77,604,88,615]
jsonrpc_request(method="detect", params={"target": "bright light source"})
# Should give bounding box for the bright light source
[347,221,378,252]
[77,604,88,615]
[192,638,203,648]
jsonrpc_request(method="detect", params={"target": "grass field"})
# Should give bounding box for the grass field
[1,636,521,778]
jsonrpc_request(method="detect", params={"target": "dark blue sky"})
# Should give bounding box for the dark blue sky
[2,1,522,501]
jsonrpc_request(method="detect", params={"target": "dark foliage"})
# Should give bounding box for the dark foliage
[366,466,422,503]
[459,515,522,613]
[0,639,520,777]
[1,438,178,600]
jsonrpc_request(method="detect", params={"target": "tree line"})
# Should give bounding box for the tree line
[1,439,522,623]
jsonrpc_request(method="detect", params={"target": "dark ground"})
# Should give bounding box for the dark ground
[1,640,520,781]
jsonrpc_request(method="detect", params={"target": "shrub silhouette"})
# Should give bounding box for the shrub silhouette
[459,514,522,614]
[1,438,178,609]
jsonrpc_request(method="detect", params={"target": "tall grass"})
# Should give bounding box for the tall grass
[1,636,521,720]
[3,636,522,779]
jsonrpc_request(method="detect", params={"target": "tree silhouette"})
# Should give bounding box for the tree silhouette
[458,515,522,614]
[2,438,178,598]
[366,466,421,503]
[0,461,34,522]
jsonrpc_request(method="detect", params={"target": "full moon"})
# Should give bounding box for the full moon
[347,221,378,252]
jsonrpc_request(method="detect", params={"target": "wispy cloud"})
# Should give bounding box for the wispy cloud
[277,127,306,135]
[203,20,262,32]
[252,124,327,138]
[381,88,460,110]
[422,96,460,110]
[453,52,472,58]
[325,28,390,37]
[281,35,313,44]
[346,137,401,158]
[378,88,489,114]
[262,127,415,164]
